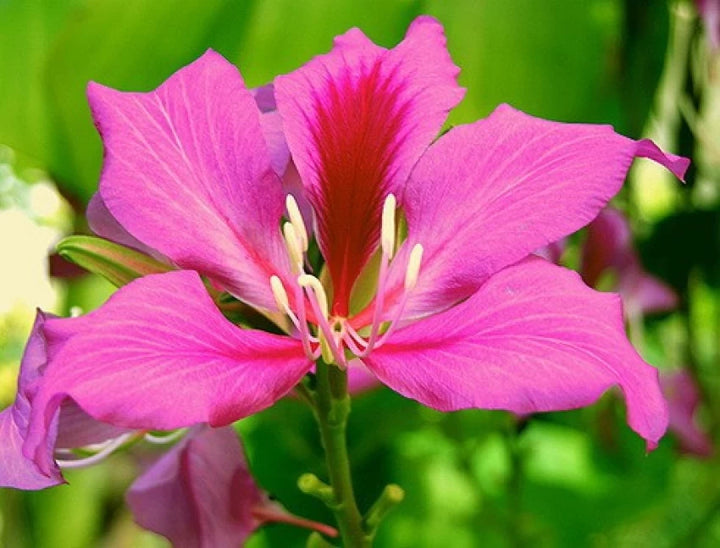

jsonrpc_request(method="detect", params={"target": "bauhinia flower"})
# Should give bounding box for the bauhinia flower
[10,16,691,492]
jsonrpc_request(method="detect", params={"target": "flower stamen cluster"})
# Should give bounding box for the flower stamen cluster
[271,193,424,367]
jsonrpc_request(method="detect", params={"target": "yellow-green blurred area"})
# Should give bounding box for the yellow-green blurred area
[1,0,719,546]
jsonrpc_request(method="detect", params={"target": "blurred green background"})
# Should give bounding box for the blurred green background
[1,0,719,546]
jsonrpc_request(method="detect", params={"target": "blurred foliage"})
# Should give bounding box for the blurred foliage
[1,0,719,547]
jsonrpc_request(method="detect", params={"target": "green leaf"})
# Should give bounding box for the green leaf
[57,235,171,287]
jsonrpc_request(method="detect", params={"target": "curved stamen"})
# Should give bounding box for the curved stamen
[299,274,347,367]
[144,428,188,445]
[56,432,136,469]
[271,275,317,359]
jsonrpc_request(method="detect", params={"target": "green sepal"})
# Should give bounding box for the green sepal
[57,235,172,287]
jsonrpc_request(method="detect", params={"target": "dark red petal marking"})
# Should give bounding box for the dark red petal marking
[309,61,410,315]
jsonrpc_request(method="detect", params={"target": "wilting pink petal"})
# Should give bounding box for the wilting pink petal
[89,50,292,310]
[0,312,123,489]
[275,16,464,315]
[127,426,265,547]
[377,105,689,321]
[364,258,668,449]
[662,370,713,457]
[697,0,720,50]
[581,208,678,315]
[25,271,312,476]
[623,271,678,315]
[127,426,336,546]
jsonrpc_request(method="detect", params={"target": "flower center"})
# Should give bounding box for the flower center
[270,194,423,367]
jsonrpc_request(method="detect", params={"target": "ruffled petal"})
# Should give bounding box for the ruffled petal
[89,50,292,310]
[0,312,65,489]
[364,258,668,449]
[275,16,464,315]
[126,426,264,547]
[382,104,689,320]
[0,312,129,489]
[25,271,312,476]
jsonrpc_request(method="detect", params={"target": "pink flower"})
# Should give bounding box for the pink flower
[18,14,690,480]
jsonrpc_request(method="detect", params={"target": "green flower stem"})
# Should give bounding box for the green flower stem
[313,359,370,547]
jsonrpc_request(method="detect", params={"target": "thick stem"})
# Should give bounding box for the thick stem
[314,359,370,547]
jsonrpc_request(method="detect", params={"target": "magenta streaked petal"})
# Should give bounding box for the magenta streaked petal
[127,426,264,547]
[275,16,464,315]
[25,271,312,476]
[364,258,668,449]
[662,370,713,457]
[89,50,292,310]
[383,105,689,321]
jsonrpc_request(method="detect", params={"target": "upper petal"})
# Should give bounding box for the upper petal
[89,50,292,311]
[24,270,312,476]
[275,16,464,315]
[381,104,689,321]
[126,426,264,547]
[364,258,669,449]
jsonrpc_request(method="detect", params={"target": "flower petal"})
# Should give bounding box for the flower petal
[25,271,312,476]
[275,16,464,314]
[89,50,292,310]
[0,312,129,489]
[364,258,669,449]
[126,426,264,547]
[384,104,689,320]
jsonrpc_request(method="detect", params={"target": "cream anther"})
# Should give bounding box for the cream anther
[270,275,290,312]
[298,274,329,320]
[283,222,304,271]
[381,193,397,259]
[405,244,424,291]
[285,194,308,251]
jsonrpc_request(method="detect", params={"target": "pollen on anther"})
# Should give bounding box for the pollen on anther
[381,193,397,259]
[285,194,308,252]
[283,222,304,271]
[270,275,290,312]
[405,244,424,291]
[298,274,330,320]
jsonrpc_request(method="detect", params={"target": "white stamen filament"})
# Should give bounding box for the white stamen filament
[381,193,397,259]
[286,195,308,252]
[298,274,347,367]
[56,433,135,469]
[144,428,187,445]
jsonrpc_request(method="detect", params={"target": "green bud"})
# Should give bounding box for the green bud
[57,235,171,287]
